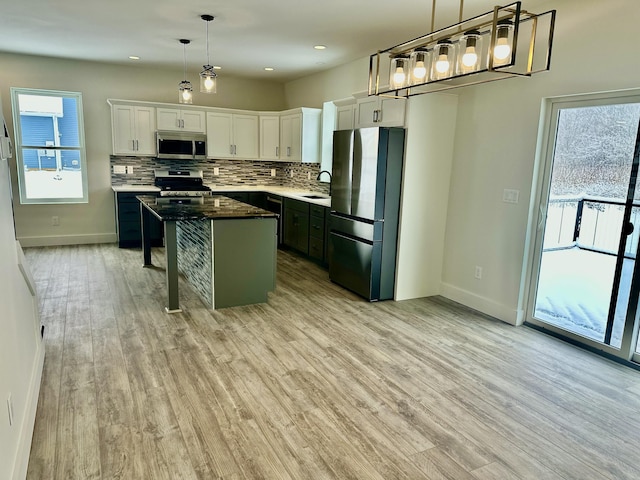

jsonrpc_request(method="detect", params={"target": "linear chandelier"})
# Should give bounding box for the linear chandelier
[368,1,556,98]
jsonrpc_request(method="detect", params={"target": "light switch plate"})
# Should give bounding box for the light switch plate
[270,169,276,177]
[126,165,134,174]
[502,188,520,204]
[113,165,126,174]
[214,167,220,176]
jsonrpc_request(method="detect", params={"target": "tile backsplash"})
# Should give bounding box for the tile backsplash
[110,156,330,195]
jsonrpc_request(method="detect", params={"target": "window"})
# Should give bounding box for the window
[10,88,88,204]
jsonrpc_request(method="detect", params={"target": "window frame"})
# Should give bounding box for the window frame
[10,87,88,204]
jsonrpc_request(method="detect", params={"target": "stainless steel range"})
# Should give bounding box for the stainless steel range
[154,169,212,197]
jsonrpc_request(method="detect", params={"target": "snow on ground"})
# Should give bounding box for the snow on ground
[534,247,633,349]
[24,170,83,199]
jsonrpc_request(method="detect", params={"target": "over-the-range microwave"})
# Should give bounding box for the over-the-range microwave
[156,131,206,160]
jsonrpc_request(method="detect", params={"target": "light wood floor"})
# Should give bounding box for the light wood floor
[25,244,640,479]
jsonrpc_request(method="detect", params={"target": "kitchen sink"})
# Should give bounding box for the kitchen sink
[301,194,328,199]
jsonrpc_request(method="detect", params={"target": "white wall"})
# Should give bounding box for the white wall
[284,0,640,324]
[0,153,44,478]
[0,52,287,246]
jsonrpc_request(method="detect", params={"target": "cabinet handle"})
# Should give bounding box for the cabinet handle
[132,140,136,151]
[230,145,234,155]
[287,146,291,157]
[276,146,279,157]
[135,139,139,151]
[234,145,237,155]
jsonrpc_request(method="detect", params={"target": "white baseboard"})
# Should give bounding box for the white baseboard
[17,233,117,248]
[12,339,45,480]
[440,282,520,326]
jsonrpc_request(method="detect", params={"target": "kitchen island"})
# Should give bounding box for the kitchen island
[137,195,278,312]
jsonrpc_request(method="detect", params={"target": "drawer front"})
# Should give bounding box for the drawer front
[221,191,250,203]
[309,236,324,261]
[310,204,326,218]
[118,220,142,241]
[309,215,325,239]
[284,197,309,214]
[118,201,141,219]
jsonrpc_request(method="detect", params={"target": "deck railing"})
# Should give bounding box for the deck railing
[544,196,640,259]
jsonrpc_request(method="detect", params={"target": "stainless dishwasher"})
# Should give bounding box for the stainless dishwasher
[265,194,283,246]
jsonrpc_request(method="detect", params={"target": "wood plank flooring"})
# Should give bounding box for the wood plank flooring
[24,243,640,479]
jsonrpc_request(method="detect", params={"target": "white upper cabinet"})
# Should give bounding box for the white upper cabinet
[157,108,206,133]
[110,104,156,156]
[259,114,280,160]
[334,98,357,130]
[206,111,258,159]
[355,96,406,128]
[278,108,321,163]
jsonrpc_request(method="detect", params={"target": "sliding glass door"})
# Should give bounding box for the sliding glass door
[526,91,640,362]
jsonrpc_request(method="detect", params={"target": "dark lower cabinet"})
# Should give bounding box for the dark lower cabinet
[283,198,310,255]
[219,191,250,203]
[309,204,326,265]
[115,192,162,248]
[283,198,329,265]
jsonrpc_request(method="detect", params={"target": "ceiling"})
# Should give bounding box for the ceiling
[0,0,549,82]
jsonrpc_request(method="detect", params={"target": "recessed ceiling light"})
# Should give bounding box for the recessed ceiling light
[213,65,222,70]
[128,56,140,60]
[264,67,274,71]
[314,45,327,50]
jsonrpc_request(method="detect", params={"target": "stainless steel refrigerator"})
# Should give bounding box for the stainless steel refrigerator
[328,127,405,301]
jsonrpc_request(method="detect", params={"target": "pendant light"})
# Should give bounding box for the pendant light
[178,39,193,104]
[199,14,218,94]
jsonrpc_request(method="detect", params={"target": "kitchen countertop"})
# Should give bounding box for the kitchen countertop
[137,194,279,222]
[207,185,331,207]
[112,185,161,193]
[112,184,331,207]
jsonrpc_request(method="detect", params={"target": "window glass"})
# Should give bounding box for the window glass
[10,88,87,204]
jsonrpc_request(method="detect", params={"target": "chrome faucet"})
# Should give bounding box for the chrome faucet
[316,170,332,196]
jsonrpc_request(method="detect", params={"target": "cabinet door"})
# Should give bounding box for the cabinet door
[112,105,156,156]
[288,113,302,161]
[233,114,259,159]
[283,208,309,254]
[355,97,379,128]
[134,106,157,155]
[280,113,302,160]
[156,108,182,130]
[280,115,293,159]
[259,115,280,160]
[336,104,356,130]
[181,110,206,133]
[112,105,136,155]
[378,98,406,127]
[206,112,234,159]
[355,97,406,128]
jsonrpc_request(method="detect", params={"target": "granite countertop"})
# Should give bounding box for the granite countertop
[207,185,331,207]
[112,185,161,193]
[113,183,331,207]
[137,194,278,222]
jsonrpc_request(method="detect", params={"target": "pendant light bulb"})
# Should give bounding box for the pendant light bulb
[493,21,514,64]
[413,61,427,80]
[389,55,408,89]
[200,15,218,94]
[435,55,449,74]
[178,39,193,104]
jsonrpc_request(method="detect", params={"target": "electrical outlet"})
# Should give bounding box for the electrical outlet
[214,167,220,176]
[290,170,294,178]
[52,216,59,226]
[270,169,276,177]
[126,165,134,174]
[474,266,483,279]
[307,172,311,180]
[7,394,14,427]
[214,198,220,207]
[113,165,126,174]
